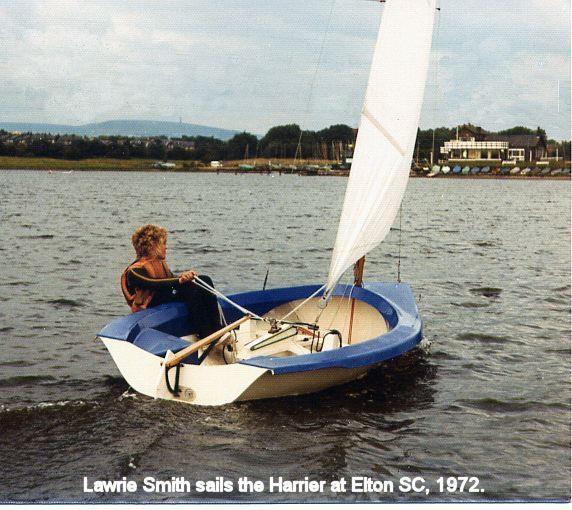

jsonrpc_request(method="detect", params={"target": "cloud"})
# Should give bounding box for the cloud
[419,0,570,137]
[0,0,569,138]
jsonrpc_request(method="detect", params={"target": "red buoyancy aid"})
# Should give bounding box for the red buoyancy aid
[120,258,174,313]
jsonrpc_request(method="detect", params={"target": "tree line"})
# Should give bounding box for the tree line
[0,124,356,162]
[0,124,568,162]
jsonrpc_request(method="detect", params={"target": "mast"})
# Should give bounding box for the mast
[353,256,365,286]
[347,255,365,344]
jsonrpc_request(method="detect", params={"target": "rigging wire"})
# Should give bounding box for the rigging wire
[325,273,354,331]
[337,282,356,341]
[193,276,263,320]
[261,1,338,286]
[430,2,443,166]
[278,284,327,321]
[397,203,402,282]
[294,0,337,163]
[426,1,443,265]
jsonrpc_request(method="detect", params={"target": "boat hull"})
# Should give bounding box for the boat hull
[235,366,371,401]
[101,335,372,404]
[97,282,423,406]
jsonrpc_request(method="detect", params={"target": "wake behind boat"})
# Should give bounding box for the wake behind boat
[97,0,437,405]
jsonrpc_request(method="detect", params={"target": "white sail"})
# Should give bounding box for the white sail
[325,0,436,296]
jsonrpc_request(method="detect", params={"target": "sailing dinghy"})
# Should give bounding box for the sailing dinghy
[98,0,436,406]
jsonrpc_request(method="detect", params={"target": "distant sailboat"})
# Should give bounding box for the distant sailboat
[239,143,255,171]
[97,0,437,405]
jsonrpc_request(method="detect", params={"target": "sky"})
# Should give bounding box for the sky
[0,0,570,139]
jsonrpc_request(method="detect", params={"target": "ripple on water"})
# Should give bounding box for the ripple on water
[469,287,503,298]
[453,302,490,308]
[459,397,570,414]
[457,332,510,343]
[44,298,84,308]
[18,234,55,240]
[0,375,57,388]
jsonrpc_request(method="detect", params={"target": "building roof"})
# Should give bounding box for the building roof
[487,134,545,148]
[459,124,489,136]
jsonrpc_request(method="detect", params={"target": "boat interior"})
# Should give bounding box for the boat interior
[185,296,390,366]
[97,284,404,370]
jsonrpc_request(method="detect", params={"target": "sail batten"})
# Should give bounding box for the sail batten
[324,0,436,296]
[362,107,406,156]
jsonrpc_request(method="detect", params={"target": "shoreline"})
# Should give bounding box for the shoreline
[0,156,569,180]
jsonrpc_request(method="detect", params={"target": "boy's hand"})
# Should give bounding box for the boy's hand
[179,270,197,284]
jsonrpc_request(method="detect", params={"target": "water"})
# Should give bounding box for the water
[0,171,569,502]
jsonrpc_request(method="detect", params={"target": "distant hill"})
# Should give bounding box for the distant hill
[0,120,239,140]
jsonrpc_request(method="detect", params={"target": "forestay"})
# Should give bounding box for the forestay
[324,0,436,297]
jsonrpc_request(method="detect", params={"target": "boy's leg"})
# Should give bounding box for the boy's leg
[179,275,225,338]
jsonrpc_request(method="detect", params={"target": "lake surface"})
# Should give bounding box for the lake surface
[0,170,569,502]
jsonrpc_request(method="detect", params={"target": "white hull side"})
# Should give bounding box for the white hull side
[235,365,372,402]
[100,337,373,406]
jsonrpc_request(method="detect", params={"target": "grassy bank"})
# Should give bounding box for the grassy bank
[0,156,333,171]
[0,156,167,171]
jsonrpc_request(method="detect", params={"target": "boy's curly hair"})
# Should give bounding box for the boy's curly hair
[131,224,167,258]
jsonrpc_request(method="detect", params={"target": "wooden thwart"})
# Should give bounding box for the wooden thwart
[165,316,250,368]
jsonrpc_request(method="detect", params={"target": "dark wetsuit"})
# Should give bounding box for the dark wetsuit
[125,267,224,338]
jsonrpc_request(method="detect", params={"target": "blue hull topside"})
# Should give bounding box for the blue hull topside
[98,282,423,375]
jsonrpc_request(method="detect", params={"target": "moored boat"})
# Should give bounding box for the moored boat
[452,165,462,174]
[428,165,441,177]
[461,165,471,175]
[299,165,319,176]
[521,167,532,176]
[510,166,521,175]
[480,166,490,174]
[441,165,451,174]
[470,166,480,174]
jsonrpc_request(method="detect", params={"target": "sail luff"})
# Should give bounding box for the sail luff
[324,0,437,296]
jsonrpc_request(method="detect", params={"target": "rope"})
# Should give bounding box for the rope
[341,283,356,338]
[193,276,263,320]
[278,284,327,321]
[192,278,324,326]
[324,275,353,330]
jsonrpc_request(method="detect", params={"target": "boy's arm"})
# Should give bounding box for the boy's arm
[128,267,180,289]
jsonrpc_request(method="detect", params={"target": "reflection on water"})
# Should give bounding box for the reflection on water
[0,171,569,502]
